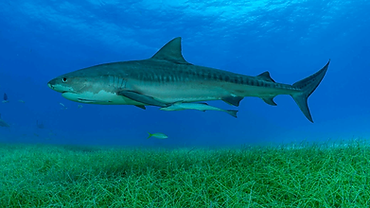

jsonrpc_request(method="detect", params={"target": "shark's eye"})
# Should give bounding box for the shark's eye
[62,77,67,82]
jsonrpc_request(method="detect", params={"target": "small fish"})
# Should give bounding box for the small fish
[147,132,168,139]
[19,100,25,103]
[0,114,10,127]
[59,102,67,110]
[2,93,8,103]
[160,102,238,118]
[78,105,83,109]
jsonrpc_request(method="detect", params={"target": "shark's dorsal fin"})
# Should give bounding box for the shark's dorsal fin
[257,72,275,83]
[151,37,189,64]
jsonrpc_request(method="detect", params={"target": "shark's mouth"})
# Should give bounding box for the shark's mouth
[77,98,112,103]
[61,90,145,105]
[62,91,113,104]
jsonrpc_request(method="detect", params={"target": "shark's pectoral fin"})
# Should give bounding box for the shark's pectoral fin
[262,97,277,106]
[225,110,238,118]
[222,96,243,107]
[117,90,168,107]
[135,105,146,110]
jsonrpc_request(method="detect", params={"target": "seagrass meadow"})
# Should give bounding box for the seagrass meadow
[1,139,370,207]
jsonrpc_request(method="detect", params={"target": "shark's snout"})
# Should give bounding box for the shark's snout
[47,81,53,89]
[47,78,69,93]
[47,79,58,91]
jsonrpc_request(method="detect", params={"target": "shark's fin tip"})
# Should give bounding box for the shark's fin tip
[222,96,243,107]
[135,105,146,110]
[226,110,238,118]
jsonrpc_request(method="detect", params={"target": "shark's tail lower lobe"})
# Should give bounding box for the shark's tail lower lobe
[291,60,330,122]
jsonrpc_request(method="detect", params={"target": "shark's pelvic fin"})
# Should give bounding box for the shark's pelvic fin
[222,96,244,107]
[117,90,168,107]
[257,72,276,82]
[151,37,190,64]
[291,60,330,123]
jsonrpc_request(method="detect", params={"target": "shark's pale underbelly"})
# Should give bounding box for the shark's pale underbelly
[62,91,145,105]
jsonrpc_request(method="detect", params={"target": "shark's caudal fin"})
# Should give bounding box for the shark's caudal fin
[291,60,330,123]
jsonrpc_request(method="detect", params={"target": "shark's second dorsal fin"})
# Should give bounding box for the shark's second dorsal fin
[151,37,189,64]
[257,72,275,82]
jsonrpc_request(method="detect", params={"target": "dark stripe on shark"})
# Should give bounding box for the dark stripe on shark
[137,70,279,87]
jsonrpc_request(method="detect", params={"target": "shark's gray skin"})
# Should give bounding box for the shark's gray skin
[48,37,329,122]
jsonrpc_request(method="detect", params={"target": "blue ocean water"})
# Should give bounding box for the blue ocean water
[0,0,369,147]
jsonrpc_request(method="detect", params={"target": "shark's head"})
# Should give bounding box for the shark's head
[47,69,96,103]
[47,63,147,106]
[47,65,140,105]
[48,74,80,94]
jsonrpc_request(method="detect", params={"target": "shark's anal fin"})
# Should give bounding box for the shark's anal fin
[222,96,243,107]
[135,105,146,110]
[117,90,168,107]
[262,97,277,106]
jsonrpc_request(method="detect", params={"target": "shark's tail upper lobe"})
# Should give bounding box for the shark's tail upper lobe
[291,60,330,122]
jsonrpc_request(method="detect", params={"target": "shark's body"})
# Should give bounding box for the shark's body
[48,37,329,122]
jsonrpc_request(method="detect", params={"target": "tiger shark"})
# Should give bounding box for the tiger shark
[48,37,329,122]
